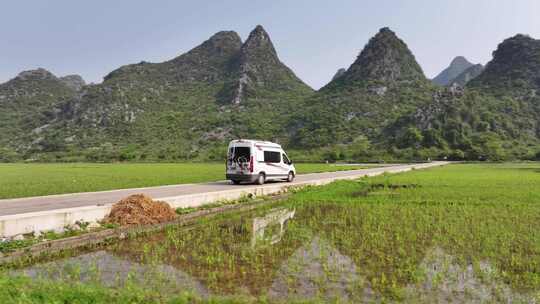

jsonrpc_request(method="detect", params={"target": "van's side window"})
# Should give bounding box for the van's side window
[282,154,290,164]
[264,151,281,163]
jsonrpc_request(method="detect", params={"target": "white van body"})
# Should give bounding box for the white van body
[226,139,296,184]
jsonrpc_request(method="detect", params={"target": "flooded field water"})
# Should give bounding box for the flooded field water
[11,164,540,303]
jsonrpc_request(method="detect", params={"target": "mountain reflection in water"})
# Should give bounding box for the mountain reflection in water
[15,203,538,303]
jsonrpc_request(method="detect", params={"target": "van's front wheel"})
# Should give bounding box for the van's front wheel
[255,173,265,185]
[287,171,295,182]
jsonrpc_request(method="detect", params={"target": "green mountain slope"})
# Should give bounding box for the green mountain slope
[0,69,83,160]
[383,88,539,160]
[383,34,540,160]
[292,28,435,148]
[292,29,539,161]
[1,27,539,162]
[469,34,540,95]
[29,26,313,161]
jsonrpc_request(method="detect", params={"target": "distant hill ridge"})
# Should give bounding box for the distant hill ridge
[450,64,484,87]
[432,56,474,86]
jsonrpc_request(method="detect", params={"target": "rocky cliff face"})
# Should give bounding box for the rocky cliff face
[432,56,474,86]
[235,25,281,101]
[230,25,311,104]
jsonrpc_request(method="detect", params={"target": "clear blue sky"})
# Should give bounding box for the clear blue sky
[2,0,539,89]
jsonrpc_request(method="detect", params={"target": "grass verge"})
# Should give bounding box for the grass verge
[0,162,375,199]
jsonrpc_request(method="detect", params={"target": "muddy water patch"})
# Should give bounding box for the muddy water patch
[268,236,376,302]
[9,199,540,302]
[15,250,209,297]
[404,247,537,303]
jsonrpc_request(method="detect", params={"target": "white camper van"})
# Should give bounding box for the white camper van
[226,139,296,185]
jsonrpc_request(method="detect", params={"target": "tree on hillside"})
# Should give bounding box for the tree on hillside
[399,127,424,149]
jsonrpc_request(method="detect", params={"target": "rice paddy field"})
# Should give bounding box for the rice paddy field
[1,163,540,303]
[0,162,375,199]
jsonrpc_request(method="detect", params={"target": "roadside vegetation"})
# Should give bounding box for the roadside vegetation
[1,163,539,303]
[0,162,374,199]
[0,194,266,255]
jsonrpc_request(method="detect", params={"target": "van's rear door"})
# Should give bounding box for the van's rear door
[227,146,251,174]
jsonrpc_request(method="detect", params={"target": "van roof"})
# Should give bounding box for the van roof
[229,139,282,148]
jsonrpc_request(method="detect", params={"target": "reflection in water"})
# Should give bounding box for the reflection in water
[101,206,305,296]
[14,203,539,303]
[269,236,373,303]
[251,208,295,247]
[404,247,536,304]
[18,251,208,297]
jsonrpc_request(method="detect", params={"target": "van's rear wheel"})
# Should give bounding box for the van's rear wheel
[256,173,265,185]
[287,171,295,182]
[232,180,241,185]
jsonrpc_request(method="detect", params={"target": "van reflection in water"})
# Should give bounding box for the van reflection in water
[251,208,295,248]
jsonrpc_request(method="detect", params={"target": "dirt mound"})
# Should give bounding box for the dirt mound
[104,194,177,226]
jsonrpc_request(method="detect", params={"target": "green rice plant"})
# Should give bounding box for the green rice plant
[3,163,540,303]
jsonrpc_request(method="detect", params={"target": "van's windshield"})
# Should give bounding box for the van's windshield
[228,147,251,163]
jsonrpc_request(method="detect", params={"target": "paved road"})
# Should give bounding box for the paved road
[0,163,447,216]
